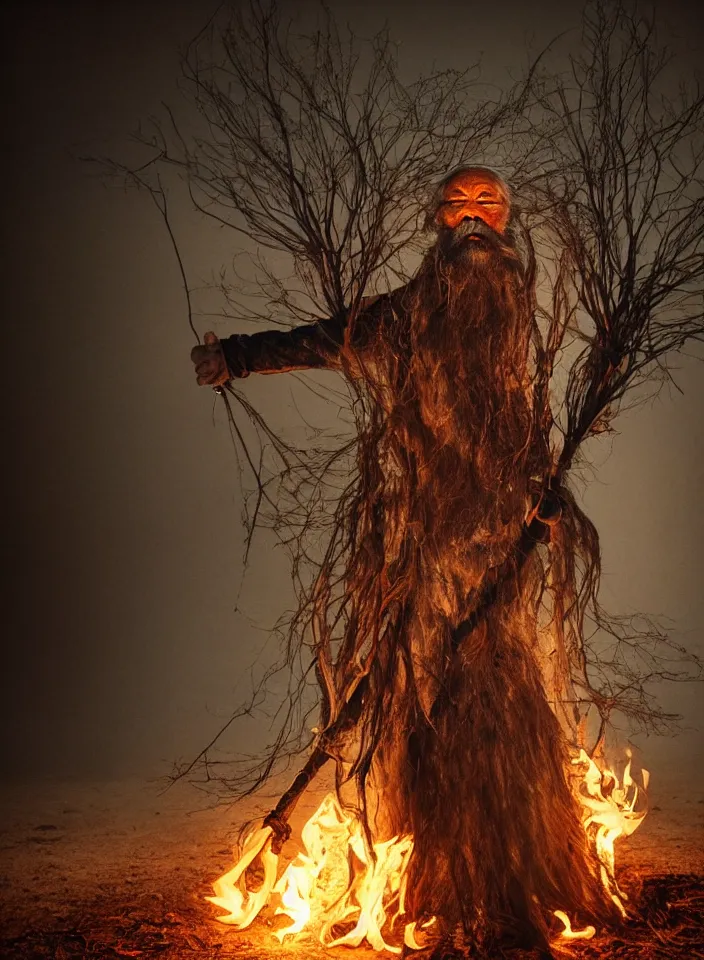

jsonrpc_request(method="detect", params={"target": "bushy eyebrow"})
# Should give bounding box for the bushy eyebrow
[444,185,502,200]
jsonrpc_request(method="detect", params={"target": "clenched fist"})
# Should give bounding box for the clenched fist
[191,331,229,386]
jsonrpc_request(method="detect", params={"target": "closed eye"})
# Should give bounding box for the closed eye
[442,198,500,206]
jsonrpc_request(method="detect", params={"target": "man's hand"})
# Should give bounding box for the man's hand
[191,331,230,386]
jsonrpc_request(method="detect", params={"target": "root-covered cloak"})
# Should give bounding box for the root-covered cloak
[220,237,618,949]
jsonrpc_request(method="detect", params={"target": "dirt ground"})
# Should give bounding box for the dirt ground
[0,756,701,958]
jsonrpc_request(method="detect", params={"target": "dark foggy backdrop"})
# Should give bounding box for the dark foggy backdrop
[3,0,703,785]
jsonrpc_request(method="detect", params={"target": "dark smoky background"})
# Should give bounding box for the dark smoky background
[2,0,703,788]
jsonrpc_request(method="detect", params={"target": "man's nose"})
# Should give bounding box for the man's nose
[461,213,485,226]
[460,214,487,230]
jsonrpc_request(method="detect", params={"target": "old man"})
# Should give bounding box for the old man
[192,167,614,953]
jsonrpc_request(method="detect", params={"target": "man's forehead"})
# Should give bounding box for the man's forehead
[442,169,508,197]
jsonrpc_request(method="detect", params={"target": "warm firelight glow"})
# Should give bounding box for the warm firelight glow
[572,748,649,917]
[206,825,278,928]
[553,910,596,941]
[208,751,648,952]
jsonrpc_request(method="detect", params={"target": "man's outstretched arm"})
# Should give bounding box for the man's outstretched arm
[191,314,348,387]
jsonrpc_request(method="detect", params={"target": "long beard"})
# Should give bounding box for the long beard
[383,238,542,614]
[407,235,534,463]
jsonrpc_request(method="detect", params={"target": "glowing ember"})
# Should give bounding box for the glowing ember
[208,752,648,951]
[553,910,596,940]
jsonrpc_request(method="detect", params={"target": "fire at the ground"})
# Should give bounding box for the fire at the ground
[207,751,648,953]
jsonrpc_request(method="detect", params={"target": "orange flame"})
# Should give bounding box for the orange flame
[553,910,596,940]
[209,751,648,951]
[572,748,649,917]
[206,825,278,927]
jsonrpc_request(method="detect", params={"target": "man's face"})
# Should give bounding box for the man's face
[435,170,510,238]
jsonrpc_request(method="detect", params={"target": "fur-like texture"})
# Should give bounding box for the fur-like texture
[309,225,618,949]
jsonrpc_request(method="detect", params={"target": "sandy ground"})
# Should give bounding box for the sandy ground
[0,755,701,957]
[0,771,375,958]
[0,773,322,938]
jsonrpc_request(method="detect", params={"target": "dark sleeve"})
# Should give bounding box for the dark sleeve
[220,313,348,378]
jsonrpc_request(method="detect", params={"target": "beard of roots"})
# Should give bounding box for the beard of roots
[346,229,546,737]
[399,228,539,622]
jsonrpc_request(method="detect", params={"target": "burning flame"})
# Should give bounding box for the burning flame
[208,751,648,952]
[571,748,649,917]
[206,825,278,927]
[553,910,596,941]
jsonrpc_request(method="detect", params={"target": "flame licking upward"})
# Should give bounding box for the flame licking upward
[572,748,649,916]
[208,794,418,953]
[208,752,648,952]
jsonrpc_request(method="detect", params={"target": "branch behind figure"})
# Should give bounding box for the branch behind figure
[111,0,703,952]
